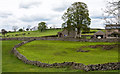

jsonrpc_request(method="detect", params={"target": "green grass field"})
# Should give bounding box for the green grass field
[2,40,119,72]
[0,41,2,73]
[17,40,118,65]
[2,40,82,72]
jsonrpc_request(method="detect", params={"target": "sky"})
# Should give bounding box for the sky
[0,0,115,31]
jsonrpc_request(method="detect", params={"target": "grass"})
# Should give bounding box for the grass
[1,40,87,72]
[17,40,118,65]
[1,29,105,38]
[2,40,119,72]
[0,41,2,73]
[1,29,62,38]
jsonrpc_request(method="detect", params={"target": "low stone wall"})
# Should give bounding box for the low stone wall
[85,62,120,71]
[1,37,120,42]
[1,37,36,41]
[10,39,120,72]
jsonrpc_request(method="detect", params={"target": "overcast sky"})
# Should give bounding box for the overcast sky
[0,0,115,31]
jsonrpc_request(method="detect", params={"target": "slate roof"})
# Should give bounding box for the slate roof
[94,30,105,35]
[105,24,120,29]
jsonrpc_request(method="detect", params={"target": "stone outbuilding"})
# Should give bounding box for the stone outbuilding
[58,29,76,38]
[105,24,120,38]
[94,30,106,38]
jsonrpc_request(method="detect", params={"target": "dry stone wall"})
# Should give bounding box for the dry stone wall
[1,37,120,42]
[10,38,120,72]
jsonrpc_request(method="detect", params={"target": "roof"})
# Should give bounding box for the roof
[94,30,105,35]
[105,24,120,29]
[58,29,68,34]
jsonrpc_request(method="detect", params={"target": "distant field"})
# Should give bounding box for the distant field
[1,29,105,38]
[1,29,62,38]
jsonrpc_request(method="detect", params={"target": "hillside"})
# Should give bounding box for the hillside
[1,29,62,38]
[0,29,105,38]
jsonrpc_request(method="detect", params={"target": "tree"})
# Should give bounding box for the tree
[12,26,18,32]
[26,25,31,31]
[62,2,91,38]
[26,28,29,31]
[103,1,120,24]
[19,28,23,32]
[38,22,47,32]
[1,29,7,37]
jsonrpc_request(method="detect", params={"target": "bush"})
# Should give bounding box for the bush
[28,33,30,34]
[15,34,19,36]
[109,32,120,37]
[19,29,24,32]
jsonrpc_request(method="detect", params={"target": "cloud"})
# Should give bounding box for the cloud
[90,19,105,29]
[52,1,69,12]
[0,0,115,31]
[20,15,50,22]
[0,12,12,18]
[53,6,68,12]
[19,1,42,9]
[91,16,103,19]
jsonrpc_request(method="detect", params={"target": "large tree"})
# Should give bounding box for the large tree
[38,22,47,32]
[62,2,91,38]
[1,29,7,37]
[19,28,23,32]
[103,1,120,24]
[26,25,31,31]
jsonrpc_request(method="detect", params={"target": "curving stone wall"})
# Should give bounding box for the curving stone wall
[10,39,120,72]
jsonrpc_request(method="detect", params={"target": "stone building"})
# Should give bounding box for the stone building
[105,24,120,37]
[94,24,120,39]
[94,30,106,38]
[58,29,76,38]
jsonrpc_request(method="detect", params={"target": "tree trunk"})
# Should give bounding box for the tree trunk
[78,30,81,38]
[74,31,77,38]
[79,31,82,38]
[14,29,16,32]
[4,34,5,37]
[77,28,81,38]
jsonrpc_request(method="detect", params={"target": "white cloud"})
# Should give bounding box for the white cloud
[19,1,42,9]
[0,0,115,31]
[0,11,12,18]
[90,19,105,29]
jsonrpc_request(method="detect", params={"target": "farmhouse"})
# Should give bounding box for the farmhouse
[105,24,120,38]
[58,29,76,38]
[58,24,120,39]
[94,24,120,39]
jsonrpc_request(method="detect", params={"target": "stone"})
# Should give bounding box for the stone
[53,63,58,66]
[21,55,27,62]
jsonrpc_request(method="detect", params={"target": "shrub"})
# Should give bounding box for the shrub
[19,29,24,32]
[109,32,120,37]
